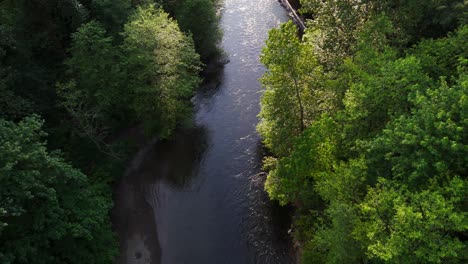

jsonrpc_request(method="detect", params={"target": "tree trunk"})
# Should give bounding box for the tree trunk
[293,77,305,132]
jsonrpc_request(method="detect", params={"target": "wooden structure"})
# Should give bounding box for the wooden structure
[279,0,306,31]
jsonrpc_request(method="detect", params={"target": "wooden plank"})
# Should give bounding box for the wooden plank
[279,0,306,30]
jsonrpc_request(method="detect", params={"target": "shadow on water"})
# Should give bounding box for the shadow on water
[193,62,226,114]
[138,127,208,189]
[112,126,208,264]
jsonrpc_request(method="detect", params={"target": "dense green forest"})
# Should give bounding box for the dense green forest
[0,0,220,263]
[259,0,467,263]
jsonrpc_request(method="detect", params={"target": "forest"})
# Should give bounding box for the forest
[1,0,467,263]
[259,0,467,263]
[0,0,220,263]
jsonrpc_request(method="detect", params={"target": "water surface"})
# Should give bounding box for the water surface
[113,1,291,263]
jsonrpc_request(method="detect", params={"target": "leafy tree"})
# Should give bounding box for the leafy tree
[0,0,90,126]
[367,71,468,188]
[261,3,468,262]
[341,54,433,145]
[356,177,467,263]
[163,0,221,61]
[0,1,215,264]
[88,0,132,34]
[0,22,33,120]
[259,21,326,156]
[298,158,368,264]
[410,25,468,81]
[299,0,379,69]
[300,0,467,51]
[122,5,201,136]
[0,116,116,264]
[63,20,125,112]
[385,0,467,42]
[58,21,127,155]
[265,116,336,206]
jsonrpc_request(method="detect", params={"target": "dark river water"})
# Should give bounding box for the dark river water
[112,1,291,263]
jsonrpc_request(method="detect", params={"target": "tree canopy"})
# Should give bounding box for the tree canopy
[259,1,468,262]
[0,116,116,264]
[0,0,219,262]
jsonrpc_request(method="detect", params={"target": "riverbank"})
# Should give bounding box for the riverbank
[268,2,307,263]
[249,172,297,263]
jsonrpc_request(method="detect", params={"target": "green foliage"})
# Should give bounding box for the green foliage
[60,6,203,143]
[342,54,433,145]
[63,20,125,115]
[122,5,201,136]
[163,0,222,61]
[63,22,123,117]
[1,0,217,263]
[356,178,467,263]
[300,159,368,264]
[0,23,33,120]
[386,0,467,42]
[368,73,468,188]
[410,25,468,81]
[261,2,468,263]
[300,0,378,69]
[0,0,87,120]
[0,116,116,264]
[57,21,129,158]
[259,21,326,156]
[300,0,468,50]
[89,0,132,33]
[311,203,363,264]
[265,116,336,206]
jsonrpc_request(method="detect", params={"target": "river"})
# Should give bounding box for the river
[112,1,291,263]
